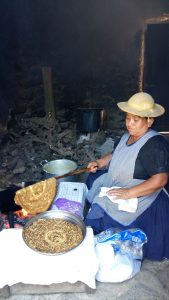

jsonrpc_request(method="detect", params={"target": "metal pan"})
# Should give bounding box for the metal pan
[22,210,86,255]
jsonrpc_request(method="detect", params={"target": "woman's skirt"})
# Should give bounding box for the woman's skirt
[86,169,108,189]
[85,190,169,261]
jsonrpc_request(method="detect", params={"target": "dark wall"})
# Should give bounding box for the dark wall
[0,0,169,120]
[144,23,169,131]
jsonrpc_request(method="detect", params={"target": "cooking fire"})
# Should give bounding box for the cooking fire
[0,209,32,229]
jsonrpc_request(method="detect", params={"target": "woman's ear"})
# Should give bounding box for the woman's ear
[147,117,154,127]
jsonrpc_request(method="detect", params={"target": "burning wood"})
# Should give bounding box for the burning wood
[0,210,32,229]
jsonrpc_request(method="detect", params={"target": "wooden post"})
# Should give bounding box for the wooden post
[42,66,55,119]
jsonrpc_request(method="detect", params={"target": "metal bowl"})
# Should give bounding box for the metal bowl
[22,210,86,255]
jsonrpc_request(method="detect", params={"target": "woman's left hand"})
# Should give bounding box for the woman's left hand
[106,188,130,200]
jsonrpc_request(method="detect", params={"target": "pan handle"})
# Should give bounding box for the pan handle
[40,160,48,167]
[54,167,90,180]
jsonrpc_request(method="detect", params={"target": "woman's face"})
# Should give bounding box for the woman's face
[125,113,154,137]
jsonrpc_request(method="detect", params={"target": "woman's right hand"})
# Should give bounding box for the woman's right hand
[87,161,99,173]
[87,153,113,173]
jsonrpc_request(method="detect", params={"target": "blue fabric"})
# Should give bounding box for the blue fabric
[86,169,108,189]
[85,189,169,261]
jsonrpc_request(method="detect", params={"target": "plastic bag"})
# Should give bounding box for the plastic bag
[53,198,83,217]
[95,227,147,259]
[95,243,141,283]
[94,227,147,282]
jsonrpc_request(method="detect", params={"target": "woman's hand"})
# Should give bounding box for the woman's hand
[87,161,99,173]
[87,152,113,173]
[107,188,131,200]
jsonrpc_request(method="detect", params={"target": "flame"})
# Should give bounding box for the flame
[22,209,29,217]
[15,209,29,218]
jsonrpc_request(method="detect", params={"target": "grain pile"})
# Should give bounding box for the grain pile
[23,218,83,254]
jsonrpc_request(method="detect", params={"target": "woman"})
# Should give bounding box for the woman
[85,92,169,261]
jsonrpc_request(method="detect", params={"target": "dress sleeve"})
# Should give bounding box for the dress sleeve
[134,135,169,178]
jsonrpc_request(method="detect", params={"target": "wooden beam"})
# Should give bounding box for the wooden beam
[42,66,55,119]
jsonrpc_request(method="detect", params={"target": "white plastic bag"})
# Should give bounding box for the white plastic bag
[95,242,141,282]
[94,227,147,282]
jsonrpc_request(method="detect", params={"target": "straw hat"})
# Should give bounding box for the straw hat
[117,92,165,117]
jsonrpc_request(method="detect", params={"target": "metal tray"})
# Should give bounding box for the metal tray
[22,210,86,255]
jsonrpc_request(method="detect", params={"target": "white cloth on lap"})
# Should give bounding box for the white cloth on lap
[99,187,138,213]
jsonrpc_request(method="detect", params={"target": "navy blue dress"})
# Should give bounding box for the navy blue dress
[85,135,169,261]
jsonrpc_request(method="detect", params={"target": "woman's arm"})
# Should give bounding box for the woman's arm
[107,173,169,199]
[87,152,113,173]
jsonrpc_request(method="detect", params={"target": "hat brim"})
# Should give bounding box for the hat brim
[117,102,165,117]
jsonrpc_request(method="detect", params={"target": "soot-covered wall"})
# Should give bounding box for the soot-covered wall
[0,0,169,129]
